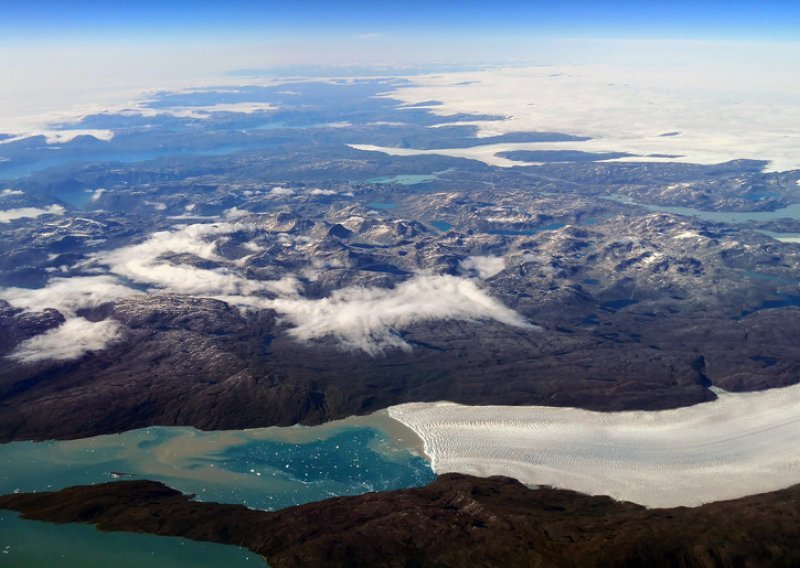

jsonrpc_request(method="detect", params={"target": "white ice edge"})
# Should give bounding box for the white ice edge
[377,65,800,173]
[388,384,800,508]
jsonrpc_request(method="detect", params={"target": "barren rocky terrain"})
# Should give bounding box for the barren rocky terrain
[3,474,800,567]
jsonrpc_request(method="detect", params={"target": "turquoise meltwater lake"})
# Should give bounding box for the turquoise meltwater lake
[0,411,433,567]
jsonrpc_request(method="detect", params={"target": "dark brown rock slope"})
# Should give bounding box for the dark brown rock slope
[3,207,800,442]
[0,295,718,442]
[3,474,799,567]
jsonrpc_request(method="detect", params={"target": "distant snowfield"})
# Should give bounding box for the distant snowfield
[388,385,800,508]
[377,65,800,172]
[2,49,797,172]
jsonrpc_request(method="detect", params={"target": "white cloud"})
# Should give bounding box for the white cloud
[3,219,532,358]
[1,189,24,196]
[93,224,532,355]
[263,274,533,355]
[1,274,136,364]
[261,275,302,298]
[270,186,295,196]
[89,223,530,356]
[224,206,250,219]
[7,317,122,363]
[0,275,140,316]
[461,256,506,279]
[114,262,248,296]
[144,200,167,211]
[102,223,229,264]
[0,204,65,223]
[93,221,293,299]
[309,188,338,196]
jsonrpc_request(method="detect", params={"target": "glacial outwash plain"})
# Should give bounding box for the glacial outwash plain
[2,29,800,565]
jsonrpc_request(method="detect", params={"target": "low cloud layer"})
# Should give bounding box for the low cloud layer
[4,220,532,360]
[8,317,122,363]
[1,275,140,316]
[270,186,295,196]
[2,275,139,363]
[266,274,533,355]
[98,223,531,354]
[461,256,506,279]
[96,221,285,297]
[0,204,65,223]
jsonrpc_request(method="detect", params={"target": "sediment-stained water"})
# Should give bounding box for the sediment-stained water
[0,410,432,566]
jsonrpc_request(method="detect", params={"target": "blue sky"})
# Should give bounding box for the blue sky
[2,0,798,44]
[0,0,797,122]
[0,1,797,178]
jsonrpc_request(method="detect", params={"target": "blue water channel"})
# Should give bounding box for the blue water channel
[0,413,433,566]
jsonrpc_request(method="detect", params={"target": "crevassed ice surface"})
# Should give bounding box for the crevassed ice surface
[388,385,800,508]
